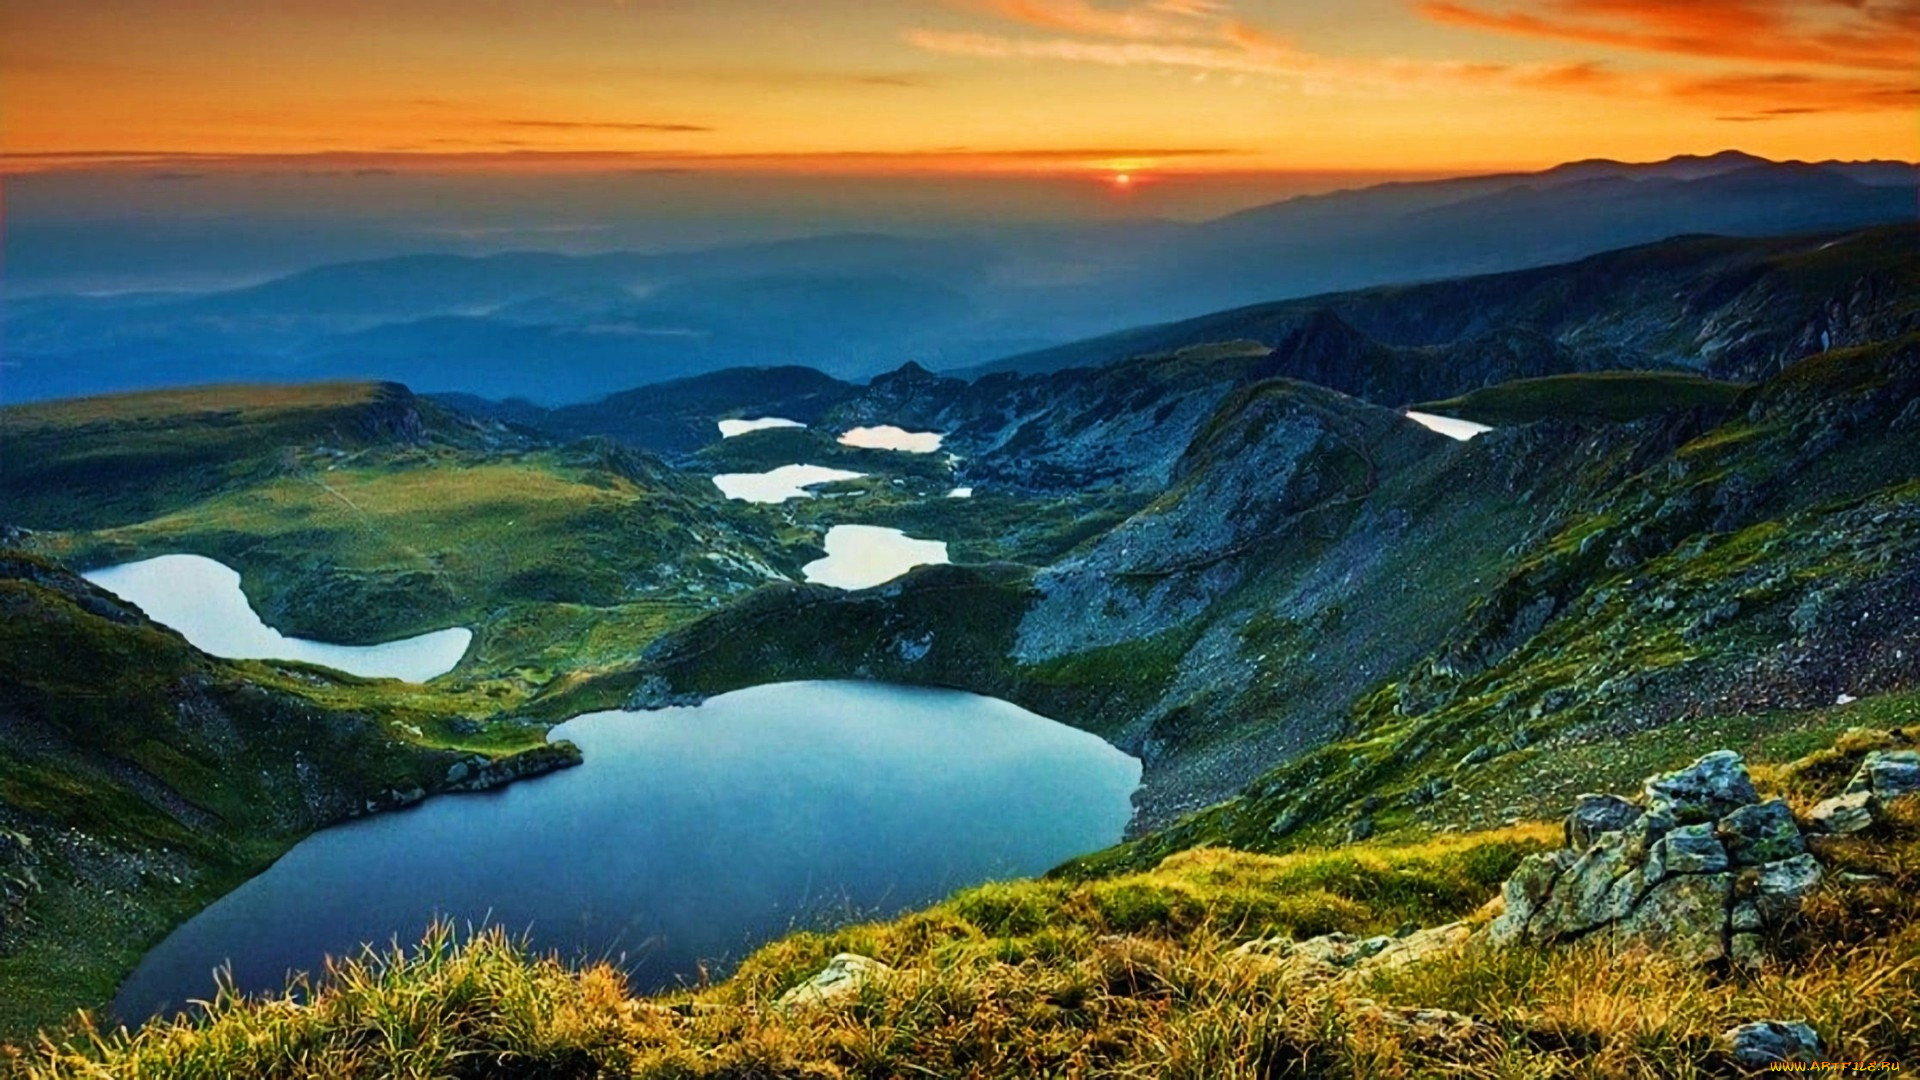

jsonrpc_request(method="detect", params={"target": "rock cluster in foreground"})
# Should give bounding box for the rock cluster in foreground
[1490,749,1848,967]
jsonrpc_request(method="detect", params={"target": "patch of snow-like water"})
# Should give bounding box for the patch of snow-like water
[1404,411,1494,441]
[803,525,949,590]
[712,464,865,503]
[838,426,943,453]
[83,554,470,682]
[718,417,805,438]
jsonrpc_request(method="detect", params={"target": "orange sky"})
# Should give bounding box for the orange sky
[2,1,1916,176]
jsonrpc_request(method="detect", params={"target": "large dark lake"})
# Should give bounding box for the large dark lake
[114,681,1141,1021]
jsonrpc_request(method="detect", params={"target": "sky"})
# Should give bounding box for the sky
[4,0,1917,179]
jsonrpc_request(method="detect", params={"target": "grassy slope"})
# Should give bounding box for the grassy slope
[0,551,574,1039]
[18,729,1918,1077]
[1413,371,1749,426]
[5,384,782,692]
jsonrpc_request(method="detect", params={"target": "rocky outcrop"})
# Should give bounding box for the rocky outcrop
[1234,922,1474,982]
[1810,750,1920,834]
[0,829,41,938]
[1488,752,1824,968]
[439,742,584,794]
[775,953,892,1009]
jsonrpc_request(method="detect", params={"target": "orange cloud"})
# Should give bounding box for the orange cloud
[959,0,1224,39]
[1419,0,1920,72]
[912,0,1920,121]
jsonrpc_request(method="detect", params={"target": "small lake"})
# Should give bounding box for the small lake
[803,524,949,589]
[718,417,805,438]
[114,681,1140,1022]
[1404,411,1494,441]
[82,554,471,682]
[712,464,866,503]
[838,426,943,453]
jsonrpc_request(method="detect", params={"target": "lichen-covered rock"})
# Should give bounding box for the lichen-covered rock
[1487,849,1578,945]
[1717,799,1805,867]
[1236,931,1393,970]
[1643,750,1759,823]
[1536,834,1642,938]
[1565,793,1641,851]
[1808,790,1876,834]
[1723,1020,1821,1067]
[1491,750,1827,969]
[775,953,892,1009]
[1849,750,1920,802]
[1644,822,1728,882]
[1613,872,1733,965]
[1751,853,1824,924]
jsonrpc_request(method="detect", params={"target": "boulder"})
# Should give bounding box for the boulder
[1717,799,1805,867]
[775,953,892,1009]
[1491,751,1831,968]
[1643,750,1758,823]
[1849,750,1920,802]
[1808,790,1875,834]
[1723,1020,1821,1067]
[1565,793,1641,851]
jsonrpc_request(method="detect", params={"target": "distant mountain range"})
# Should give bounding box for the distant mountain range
[2,152,1912,405]
[451,223,1920,461]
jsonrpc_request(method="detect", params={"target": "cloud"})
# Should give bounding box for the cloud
[956,0,1226,40]
[497,119,713,132]
[1418,0,1920,73]
[909,0,1920,118]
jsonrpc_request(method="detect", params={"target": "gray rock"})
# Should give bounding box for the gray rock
[1645,822,1728,882]
[1730,932,1768,971]
[1723,1020,1821,1067]
[1753,853,1824,924]
[1536,830,1643,937]
[1849,750,1920,802]
[1565,793,1642,851]
[775,953,892,1009]
[1488,849,1577,946]
[1808,790,1876,834]
[1644,750,1758,823]
[1613,872,1733,966]
[1717,799,1805,867]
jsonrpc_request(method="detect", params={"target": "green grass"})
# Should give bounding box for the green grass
[1413,371,1749,427]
